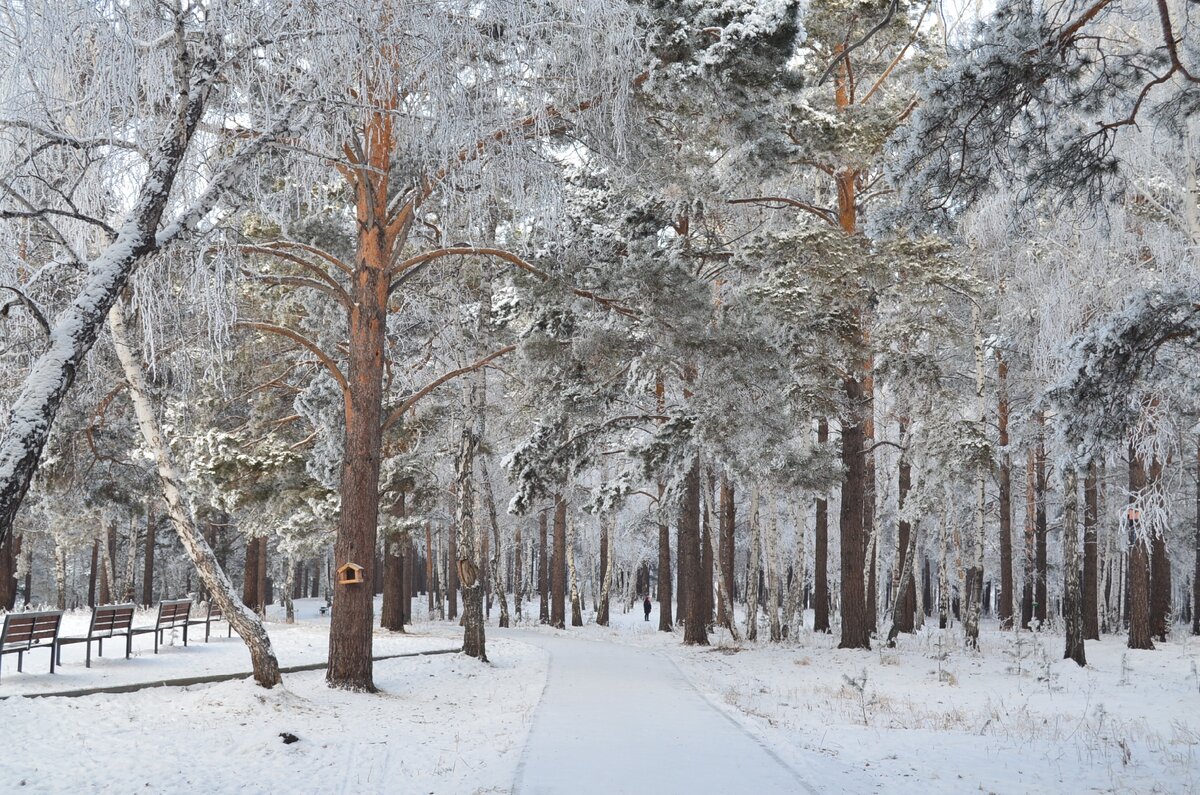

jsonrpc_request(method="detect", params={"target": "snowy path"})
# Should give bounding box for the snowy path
[509,630,816,795]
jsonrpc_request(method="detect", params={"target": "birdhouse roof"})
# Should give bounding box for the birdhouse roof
[336,562,365,573]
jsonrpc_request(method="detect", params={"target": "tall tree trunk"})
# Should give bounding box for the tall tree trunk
[381,492,407,632]
[703,477,739,640]
[938,513,950,630]
[455,415,487,661]
[108,300,281,687]
[718,475,735,627]
[283,558,296,624]
[814,419,831,633]
[863,366,877,635]
[1149,456,1171,642]
[745,486,761,641]
[481,458,510,629]
[763,496,783,642]
[256,536,268,614]
[701,474,715,628]
[567,517,584,628]
[86,539,98,609]
[1084,462,1101,640]
[122,518,138,604]
[597,519,612,626]
[551,494,567,629]
[895,421,916,634]
[1035,415,1048,625]
[243,535,260,611]
[839,386,871,650]
[1063,467,1087,665]
[1022,448,1036,629]
[782,505,805,638]
[539,509,550,624]
[681,459,707,645]
[963,307,986,650]
[1127,443,1154,650]
[142,504,156,607]
[997,355,1014,630]
[657,484,673,632]
[514,519,524,623]
[3,533,26,610]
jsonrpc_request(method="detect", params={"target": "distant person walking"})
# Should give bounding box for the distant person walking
[643,595,652,622]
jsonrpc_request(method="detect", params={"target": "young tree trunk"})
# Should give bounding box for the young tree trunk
[1127,444,1154,650]
[839,385,871,650]
[539,509,550,624]
[745,486,762,641]
[481,458,510,629]
[997,355,1015,630]
[894,423,916,634]
[567,517,584,628]
[426,523,435,616]
[142,504,156,607]
[938,513,950,630]
[283,558,296,624]
[863,367,877,635]
[257,538,269,613]
[782,506,806,638]
[551,494,567,629]
[1149,456,1171,642]
[718,475,735,627]
[514,520,523,623]
[1084,462,1101,640]
[86,539,98,609]
[109,300,281,687]
[596,519,612,626]
[887,520,920,648]
[54,542,67,610]
[1063,467,1087,665]
[101,521,116,606]
[814,419,831,633]
[658,483,673,632]
[681,459,707,645]
[763,497,783,643]
[122,518,138,604]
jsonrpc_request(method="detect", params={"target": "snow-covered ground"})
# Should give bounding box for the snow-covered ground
[490,599,1200,794]
[2,595,1197,793]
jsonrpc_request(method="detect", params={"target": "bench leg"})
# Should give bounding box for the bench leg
[154,630,160,654]
[86,640,92,668]
[49,646,55,675]
[17,650,23,673]
[205,620,210,643]
[98,637,104,658]
[125,633,131,659]
[183,624,188,647]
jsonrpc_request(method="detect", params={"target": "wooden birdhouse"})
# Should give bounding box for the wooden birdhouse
[336,562,366,585]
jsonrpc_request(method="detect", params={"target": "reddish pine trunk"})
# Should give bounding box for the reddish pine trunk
[243,536,259,611]
[894,430,916,634]
[814,419,831,633]
[539,509,550,624]
[1021,448,1035,629]
[658,486,673,632]
[1149,457,1171,642]
[551,495,567,629]
[142,507,156,607]
[839,381,871,650]
[1034,421,1048,625]
[0,531,17,611]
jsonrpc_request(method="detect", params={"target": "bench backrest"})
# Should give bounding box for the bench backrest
[89,604,135,638]
[207,601,224,620]
[156,599,192,628]
[1,611,63,651]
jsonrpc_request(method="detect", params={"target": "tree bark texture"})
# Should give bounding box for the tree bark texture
[997,355,1014,631]
[658,484,673,632]
[551,494,567,629]
[1128,445,1154,650]
[142,506,156,607]
[381,492,407,632]
[1035,419,1048,625]
[839,381,871,650]
[1062,468,1087,665]
[455,419,487,662]
[814,419,831,633]
[539,509,550,624]
[681,459,707,645]
[718,475,735,627]
[894,425,916,634]
[1149,457,1171,642]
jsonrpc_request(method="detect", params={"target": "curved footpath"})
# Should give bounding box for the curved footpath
[507,630,817,795]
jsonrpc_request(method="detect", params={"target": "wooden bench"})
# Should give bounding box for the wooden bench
[188,601,232,642]
[55,603,135,668]
[0,610,63,682]
[131,599,193,653]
